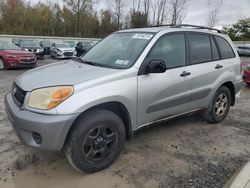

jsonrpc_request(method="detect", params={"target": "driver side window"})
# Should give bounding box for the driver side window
[147,34,186,69]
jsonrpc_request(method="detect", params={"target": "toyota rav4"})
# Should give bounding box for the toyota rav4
[4,25,242,173]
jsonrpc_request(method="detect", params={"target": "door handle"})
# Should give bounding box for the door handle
[215,64,223,69]
[180,71,191,77]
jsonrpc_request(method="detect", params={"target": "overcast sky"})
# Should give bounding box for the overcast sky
[27,0,250,27]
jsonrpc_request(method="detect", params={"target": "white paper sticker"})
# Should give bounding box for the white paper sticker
[114,60,130,65]
[132,34,153,40]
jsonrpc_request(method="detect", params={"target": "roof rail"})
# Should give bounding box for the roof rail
[174,24,223,33]
[147,24,223,33]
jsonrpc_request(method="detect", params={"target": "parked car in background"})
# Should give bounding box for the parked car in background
[75,41,94,57]
[243,64,250,85]
[64,41,76,48]
[0,41,36,70]
[4,25,242,173]
[18,39,44,59]
[237,46,250,56]
[40,40,52,55]
[50,43,76,59]
[12,38,21,46]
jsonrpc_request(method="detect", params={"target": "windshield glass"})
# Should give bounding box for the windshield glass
[20,40,39,47]
[81,32,154,69]
[41,41,51,46]
[0,42,21,50]
[64,41,75,47]
[56,43,70,48]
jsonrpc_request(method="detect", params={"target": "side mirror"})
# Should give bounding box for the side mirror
[146,60,167,74]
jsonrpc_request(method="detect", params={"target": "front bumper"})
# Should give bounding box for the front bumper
[34,51,44,59]
[5,57,37,68]
[4,92,79,151]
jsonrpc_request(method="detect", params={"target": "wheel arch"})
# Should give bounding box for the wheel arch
[221,81,235,106]
[66,101,133,142]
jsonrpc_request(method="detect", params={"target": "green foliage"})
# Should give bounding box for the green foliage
[223,18,250,41]
[131,11,148,28]
[0,0,102,37]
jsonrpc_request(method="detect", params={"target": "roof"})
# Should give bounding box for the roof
[118,24,224,35]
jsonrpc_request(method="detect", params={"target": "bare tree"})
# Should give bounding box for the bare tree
[111,0,124,30]
[206,0,223,27]
[151,0,168,25]
[143,0,150,19]
[169,0,189,25]
[63,0,92,36]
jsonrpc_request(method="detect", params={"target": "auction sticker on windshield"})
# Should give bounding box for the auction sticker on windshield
[132,34,153,40]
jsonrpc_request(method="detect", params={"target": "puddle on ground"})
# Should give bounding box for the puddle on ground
[0,158,132,188]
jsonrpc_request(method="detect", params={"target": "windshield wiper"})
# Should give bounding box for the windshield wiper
[72,57,104,67]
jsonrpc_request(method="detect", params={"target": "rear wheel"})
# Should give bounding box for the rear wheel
[64,109,126,173]
[202,86,231,123]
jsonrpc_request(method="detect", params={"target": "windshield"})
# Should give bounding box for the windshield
[41,41,51,46]
[64,41,75,47]
[81,32,154,69]
[0,42,21,50]
[56,43,70,48]
[20,40,39,47]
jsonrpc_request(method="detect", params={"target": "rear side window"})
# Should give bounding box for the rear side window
[215,36,235,59]
[189,34,212,65]
[210,37,220,61]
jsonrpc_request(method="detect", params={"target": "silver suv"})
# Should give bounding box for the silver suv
[4,25,242,173]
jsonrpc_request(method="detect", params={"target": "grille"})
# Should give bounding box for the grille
[20,58,36,63]
[63,52,73,56]
[12,83,26,106]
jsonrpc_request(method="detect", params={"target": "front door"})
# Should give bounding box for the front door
[137,33,192,126]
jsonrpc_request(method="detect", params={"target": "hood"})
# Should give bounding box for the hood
[58,47,75,52]
[0,50,34,56]
[15,60,120,91]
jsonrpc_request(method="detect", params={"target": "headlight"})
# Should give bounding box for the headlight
[37,48,44,52]
[247,64,250,70]
[25,49,29,51]
[28,86,73,110]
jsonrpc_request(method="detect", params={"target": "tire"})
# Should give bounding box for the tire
[202,86,231,123]
[64,109,126,173]
[0,58,5,70]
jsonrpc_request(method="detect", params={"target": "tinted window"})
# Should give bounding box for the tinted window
[148,34,186,69]
[210,37,220,60]
[20,40,40,47]
[215,36,235,59]
[189,34,212,64]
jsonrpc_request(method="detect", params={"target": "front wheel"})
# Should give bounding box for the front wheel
[64,109,126,173]
[202,86,231,123]
[0,58,5,70]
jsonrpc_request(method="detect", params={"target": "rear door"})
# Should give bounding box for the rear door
[187,32,227,110]
[137,33,192,126]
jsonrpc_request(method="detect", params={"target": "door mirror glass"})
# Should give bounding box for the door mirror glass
[146,60,167,74]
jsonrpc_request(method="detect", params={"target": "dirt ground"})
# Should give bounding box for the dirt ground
[0,56,250,188]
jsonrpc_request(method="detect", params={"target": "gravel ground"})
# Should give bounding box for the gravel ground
[0,56,250,188]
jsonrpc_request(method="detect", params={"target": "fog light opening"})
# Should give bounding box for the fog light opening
[32,132,42,144]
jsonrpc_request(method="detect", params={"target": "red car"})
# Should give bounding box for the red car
[0,41,37,70]
[243,64,250,85]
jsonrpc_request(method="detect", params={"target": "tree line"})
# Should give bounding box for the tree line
[0,0,247,40]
